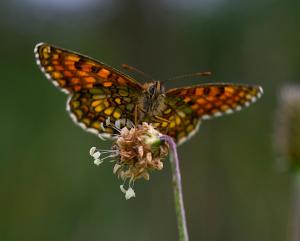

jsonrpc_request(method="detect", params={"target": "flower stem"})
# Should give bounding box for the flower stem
[289,173,300,241]
[161,135,189,241]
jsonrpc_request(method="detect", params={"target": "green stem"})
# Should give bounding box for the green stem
[162,135,189,241]
[289,173,300,241]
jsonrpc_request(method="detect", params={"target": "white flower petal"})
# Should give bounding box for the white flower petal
[120,185,126,193]
[89,147,96,156]
[94,159,103,165]
[113,164,121,174]
[125,187,136,200]
[120,127,129,136]
[92,151,101,159]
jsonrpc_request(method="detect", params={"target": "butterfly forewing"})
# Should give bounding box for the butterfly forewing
[35,43,143,137]
[151,84,263,144]
[35,43,143,93]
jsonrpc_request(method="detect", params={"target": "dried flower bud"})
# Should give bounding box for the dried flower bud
[274,85,300,172]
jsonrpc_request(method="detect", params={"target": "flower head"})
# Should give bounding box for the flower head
[274,85,300,172]
[89,122,169,199]
[114,122,169,181]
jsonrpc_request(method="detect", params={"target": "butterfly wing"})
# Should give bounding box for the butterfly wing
[152,83,263,145]
[35,43,143,93]
[35,43,143,137]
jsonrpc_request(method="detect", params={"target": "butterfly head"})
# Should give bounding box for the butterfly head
[144,81,165,98]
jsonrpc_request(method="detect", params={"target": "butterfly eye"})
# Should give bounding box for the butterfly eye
[148,85,156,95]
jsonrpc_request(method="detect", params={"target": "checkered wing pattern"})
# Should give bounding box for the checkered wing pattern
[153,84,263,145]
[35,43,143,137]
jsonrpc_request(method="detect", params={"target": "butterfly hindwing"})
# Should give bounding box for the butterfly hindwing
[67,87,140,137]
[35,43,142,137]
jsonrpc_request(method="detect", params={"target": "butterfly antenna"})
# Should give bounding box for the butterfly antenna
[162,71,212,84]
[122,64,153,80]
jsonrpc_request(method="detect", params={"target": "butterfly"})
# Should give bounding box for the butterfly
[34,43,263,145]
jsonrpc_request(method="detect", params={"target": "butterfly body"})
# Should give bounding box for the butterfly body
[138,81,167,121]
[35,43,263,145]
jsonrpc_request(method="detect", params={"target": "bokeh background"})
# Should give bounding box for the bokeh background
[1,0,300,241]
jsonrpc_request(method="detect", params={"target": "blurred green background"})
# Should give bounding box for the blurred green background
[1,0,299,240]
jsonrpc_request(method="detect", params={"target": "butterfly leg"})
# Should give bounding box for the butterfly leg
[134,105,138,125]
[154,115,170,123]
[134,105,145,125]
[134,105,148,125]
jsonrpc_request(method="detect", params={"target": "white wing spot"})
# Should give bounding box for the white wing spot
[244,101,250,107]
[98,133,112,141]
[235,105,242,111]
[225,108,233,114]
[177,119,202,146]
[213,112,222,117]
[100,122,106,131]
[87,128,99,135]
[202,114,211,120]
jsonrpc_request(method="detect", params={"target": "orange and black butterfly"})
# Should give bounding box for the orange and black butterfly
[35,43,263,145]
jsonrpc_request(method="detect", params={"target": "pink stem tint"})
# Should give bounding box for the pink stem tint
[161,135,189,241]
